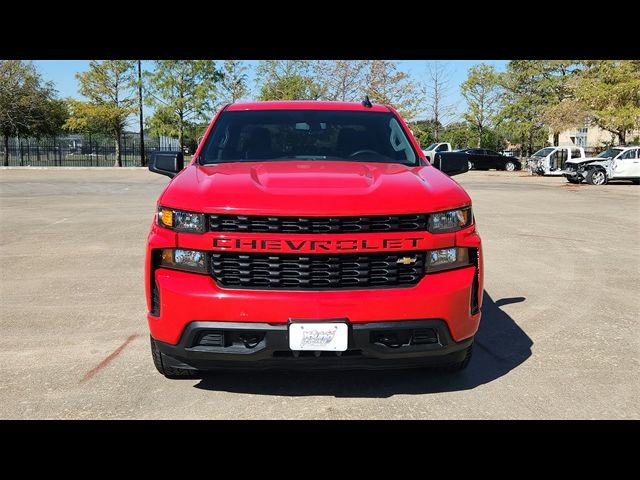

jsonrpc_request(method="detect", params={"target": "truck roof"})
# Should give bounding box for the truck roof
[226,100,391,113]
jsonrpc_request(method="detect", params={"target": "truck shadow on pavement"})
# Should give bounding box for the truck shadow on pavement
[194,292,532,398]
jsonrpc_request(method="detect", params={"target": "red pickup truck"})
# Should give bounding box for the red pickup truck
[145,100,483,377]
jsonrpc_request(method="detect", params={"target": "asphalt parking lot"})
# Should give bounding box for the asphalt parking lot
[0,167,638,419]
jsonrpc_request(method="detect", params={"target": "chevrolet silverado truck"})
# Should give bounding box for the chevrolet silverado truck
[145,100,483,378]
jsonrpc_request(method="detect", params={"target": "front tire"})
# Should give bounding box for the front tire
[504,161,516,172]
[150,336,200,379]
[468,161,474,170]
[586,169,607,185]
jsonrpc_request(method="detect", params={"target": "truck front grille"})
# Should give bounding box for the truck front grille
[208,214,427,234]
[211,251,426,289]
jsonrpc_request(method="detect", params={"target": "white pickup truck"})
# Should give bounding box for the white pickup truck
[528,146,585,176]
[422,142,452,162]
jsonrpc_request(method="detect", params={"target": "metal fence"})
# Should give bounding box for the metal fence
[1,136,179,167]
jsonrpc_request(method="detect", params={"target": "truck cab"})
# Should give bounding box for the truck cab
[529,146,585,176]
[422,142,452,162]
[564,146,640,185]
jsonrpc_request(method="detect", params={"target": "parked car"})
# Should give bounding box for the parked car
[528,146,585,176]
[145,100,481,377]
[437,148,522,172]
[422,142,452,162]
[563,146,640,185]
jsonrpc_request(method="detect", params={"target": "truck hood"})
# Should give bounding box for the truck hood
[565,157,606,165]
[159,160,471,216]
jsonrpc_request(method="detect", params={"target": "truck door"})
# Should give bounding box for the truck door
[612,148,640,178]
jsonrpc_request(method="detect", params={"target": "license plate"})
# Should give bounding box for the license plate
[289,322,348,351]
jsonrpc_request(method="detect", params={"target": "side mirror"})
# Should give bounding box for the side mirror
[433,153,469,176]
[149,151,184,178]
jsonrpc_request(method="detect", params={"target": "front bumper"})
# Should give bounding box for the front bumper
[563,169,584,180]
[149,264,481,345]
[155,320,474,371]
[145,221,484,360]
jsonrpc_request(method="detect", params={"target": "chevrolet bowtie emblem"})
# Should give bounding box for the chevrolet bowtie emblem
[396,256,417,265]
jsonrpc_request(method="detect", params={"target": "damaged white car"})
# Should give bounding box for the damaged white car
[563,146,640,185]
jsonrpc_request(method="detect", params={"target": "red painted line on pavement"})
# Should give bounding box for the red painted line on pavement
[80,334,139,383]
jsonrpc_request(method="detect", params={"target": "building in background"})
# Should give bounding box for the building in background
[550,124,640,154]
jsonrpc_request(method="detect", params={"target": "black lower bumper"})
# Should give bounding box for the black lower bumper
[563,171,583,180]
[155,320,474,371]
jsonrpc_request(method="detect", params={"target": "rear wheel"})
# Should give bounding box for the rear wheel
[504,161,516,171]
[150,336,200,379]
[586,169,607,185]
[468,161,474,170]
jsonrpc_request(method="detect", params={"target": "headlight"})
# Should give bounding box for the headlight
[427,207,472,233]
[426,247,471,273]
[157,206,205,233]
[160,248,208,273]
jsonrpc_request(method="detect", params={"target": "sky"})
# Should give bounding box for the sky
[32,60,509,131]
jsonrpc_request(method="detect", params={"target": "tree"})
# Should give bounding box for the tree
[0,60,66,166]
[64,99,108,135]
[543,99,587,145]
[479,126,509,152]
[314,60,368,102]
[408,119,441,148]
[145,60,220,153]
[538,61,583,145]
[65,60,137,167]
[218,60,250,105]
[256,60,321,100]
[363,60,421,119]
[496,61,587,153]
[440,122,477,150]
[34,98,69,138]
[574,60,640,144]
[461,63,501,147]
[496,61,550,155]
[422,61,457,141]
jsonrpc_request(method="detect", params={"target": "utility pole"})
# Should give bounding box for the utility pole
[138,60,145,166]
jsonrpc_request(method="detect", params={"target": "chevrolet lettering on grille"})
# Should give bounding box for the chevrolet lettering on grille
[212,237,428,253]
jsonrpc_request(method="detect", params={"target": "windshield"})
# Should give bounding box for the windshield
[199,110,418,166]
[597,148,623,159]
[423,143,438,151]
[531,147,555,157]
